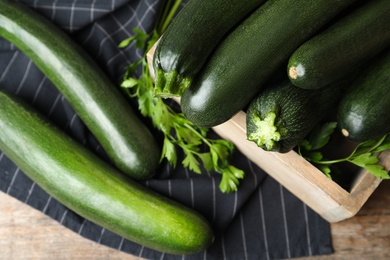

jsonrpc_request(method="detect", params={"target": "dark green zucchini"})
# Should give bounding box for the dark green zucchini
[0,90,214,255]
[287,0,390,89]
[0,0,160,180]
[246,78,347,153]
[153,0,267,97]
[180,0,358,128]
[338,49,390,142]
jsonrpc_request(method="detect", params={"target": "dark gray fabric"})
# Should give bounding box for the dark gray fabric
[0,1,333,259]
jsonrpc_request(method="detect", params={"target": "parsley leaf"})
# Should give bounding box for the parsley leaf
[307,122,337,150]
[219,166,245,193]
[298,122,390,180]
[351,153,379,167]
[119,0,245,193]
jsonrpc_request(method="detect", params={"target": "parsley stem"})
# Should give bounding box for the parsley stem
[310,158,347,165]
[160,0,182,34]
[366,134,387,153]
[183,122,212,147]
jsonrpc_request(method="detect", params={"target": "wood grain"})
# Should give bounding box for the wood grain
[1,180,389,259]
[0,192,139,259]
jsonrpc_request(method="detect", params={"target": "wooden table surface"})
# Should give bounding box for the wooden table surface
[1,180,389,259]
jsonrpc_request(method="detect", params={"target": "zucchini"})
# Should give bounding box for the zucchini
[338,49,390,142]
[153,0,267,97]
[0,90,214,255]
[180,0,358,128]
[0,0,160,180]
[287,0,390,89]
[246,78,347,153]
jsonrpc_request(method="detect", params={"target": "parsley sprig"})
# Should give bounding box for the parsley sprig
[119,0,244,193]
[297,122,390,179]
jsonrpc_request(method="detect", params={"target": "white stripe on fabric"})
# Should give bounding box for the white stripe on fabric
[232,190,238,218]
[159,252,165,260]
[61,95,78,131]
[259,187,270,260]
[184,167,195,209]
[240,212,248,260]
[247,158,258,188]
[138,246,145,257]
[59,209,68,224]
[97,227,106,244]
[184,167,190,179]
[69,113,79,130]
[42,195,53,213]
[50,0,59,21]
[221,235,227,260]
[32,77,48,105]
[118,237,124,250]
[69,0,78,32]
[90,0,97,21]
[167,164,172,197]
[77,218,87,235]
[0,51,19,82]
[6,168,20,194]
[33,5,110,13]
[15,59,34,94]
[303,203,313,256]
[280,184,291,258]
[190,178,194,208]
[24,182,37,203]
[211,177,217,224]
[47,92,62,117]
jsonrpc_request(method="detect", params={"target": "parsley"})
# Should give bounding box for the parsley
[119,0,244,193]
[297,122,390,179]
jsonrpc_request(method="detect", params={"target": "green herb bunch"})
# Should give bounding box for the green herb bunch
[119,0,244,193]
[298,122,390,179]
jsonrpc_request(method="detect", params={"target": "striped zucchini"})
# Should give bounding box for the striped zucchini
[0,0,160,180]
[0,90,214,255]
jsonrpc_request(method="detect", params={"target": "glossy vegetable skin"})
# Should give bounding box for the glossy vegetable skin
[338,50,390,142]
[246,78,346,153]
[0,0,160,180]
[287,0,390,89]
[180,0,358,128]
[0,90,214,255]
[153,0,267,97]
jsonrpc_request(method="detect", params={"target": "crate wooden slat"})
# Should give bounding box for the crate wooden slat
[146,45,385,223]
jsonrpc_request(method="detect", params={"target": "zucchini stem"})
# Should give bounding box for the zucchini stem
[154,69,191,98]
[152,0,190,98]
[247,112,281,150]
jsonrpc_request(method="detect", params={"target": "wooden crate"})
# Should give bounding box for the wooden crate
[146,46,386,223]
